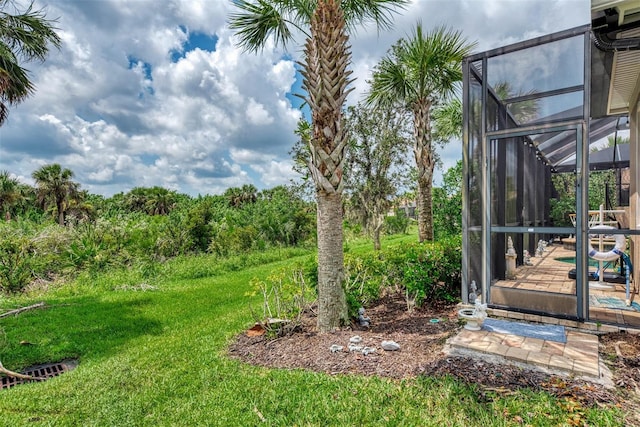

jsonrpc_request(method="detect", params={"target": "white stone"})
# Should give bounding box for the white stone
[349,335,363,344]
[362,347,376,355]
[381,340,401,351]
[329,344,343,353]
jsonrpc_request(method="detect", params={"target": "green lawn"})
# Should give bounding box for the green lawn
[0,239,623,426]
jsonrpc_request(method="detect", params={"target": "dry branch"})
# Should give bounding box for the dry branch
[0,302,45,319]
[0,361,44,381]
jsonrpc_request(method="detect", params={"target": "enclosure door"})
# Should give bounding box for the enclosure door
[486,126,587,320]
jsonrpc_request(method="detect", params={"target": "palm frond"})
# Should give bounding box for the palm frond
[341,0,409,33]
[0,42,34,103]
[401,23,476,99]
[433,98,462,141]
[0,2,61,61]
[0,101,7,124]
[0,1,60,126]
[229,0,310,52]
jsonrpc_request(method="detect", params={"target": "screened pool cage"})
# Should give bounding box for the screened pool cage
[462,24,640,326]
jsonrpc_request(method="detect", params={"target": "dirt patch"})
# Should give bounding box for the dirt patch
[228,293,640,425]
[230,293,458,378]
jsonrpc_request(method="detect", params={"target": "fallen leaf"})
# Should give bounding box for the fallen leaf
[247,324,266,337]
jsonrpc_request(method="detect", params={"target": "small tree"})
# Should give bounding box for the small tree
[433,160,462,238]
[123,186,179,215]
[224,184,257,208]
[343,103,411,250]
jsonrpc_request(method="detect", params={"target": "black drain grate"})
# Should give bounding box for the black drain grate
[1,362,72,390]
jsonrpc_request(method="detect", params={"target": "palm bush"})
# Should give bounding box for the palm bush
[0,228,37,293]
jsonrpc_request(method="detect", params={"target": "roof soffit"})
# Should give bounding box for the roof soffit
[607,28,640,114]
[592,0,640,115]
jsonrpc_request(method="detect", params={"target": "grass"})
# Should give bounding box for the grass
[0,234,624,426]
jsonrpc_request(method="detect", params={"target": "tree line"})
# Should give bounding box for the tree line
[0,160,462,293]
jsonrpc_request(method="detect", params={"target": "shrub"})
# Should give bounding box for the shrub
[0,229,38,293]
[550,196,575,227]
[433,187,462,239]
[384,211,409,235]
[183,199,216,252]
[156,213,193,257]
[343,253,387,317]
[342,236,462,310]
[385,237,462,305]
[208,223,259,257]
[30,223,74,274]
[66,223,106,271]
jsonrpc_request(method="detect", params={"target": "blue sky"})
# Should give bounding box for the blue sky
[0,0,589,196]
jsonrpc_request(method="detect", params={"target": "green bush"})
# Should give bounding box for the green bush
[336,236,462,314]
[209,223,259,257]
[433,187,462,239]
[0,229,39,293]
[550,196,575,227]
[183,199,216,252]
[343,253,387,317]
[156,213,193,257]
[66,223,106,271]
[384,211,409,235]
[384,237,462,305]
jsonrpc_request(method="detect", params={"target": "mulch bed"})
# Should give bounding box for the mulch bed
[228,293,640,426]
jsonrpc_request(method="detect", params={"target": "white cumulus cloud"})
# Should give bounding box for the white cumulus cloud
[0,0,589,196]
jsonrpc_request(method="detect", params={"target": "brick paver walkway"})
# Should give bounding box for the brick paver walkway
[448,327,603,379]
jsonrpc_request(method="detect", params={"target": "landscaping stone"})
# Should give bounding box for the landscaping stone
[381,340,400,351]
[329,344,343,353]
[348,344,363,352]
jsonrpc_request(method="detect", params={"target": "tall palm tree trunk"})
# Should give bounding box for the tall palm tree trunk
[302,0,352,331]
[316,191,347,331]
[414,99,434,242]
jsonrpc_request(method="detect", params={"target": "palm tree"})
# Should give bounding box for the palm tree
[32,164,79,225]
[123,187,149,213]
[367,24,475,242]
[230,0,407,331]
[0,170,19,220]
[0,1,61,125]
[12,181,36,218]
[224,184,257,208]
[147,187,177,215]
[123,186,178,215]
